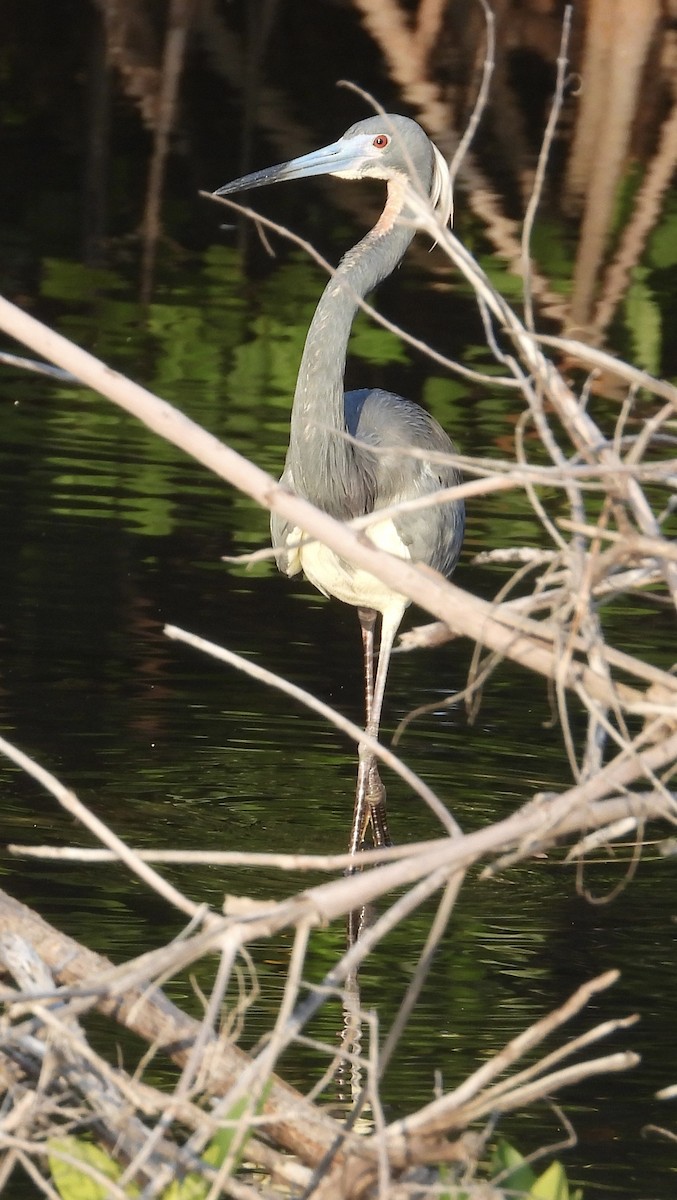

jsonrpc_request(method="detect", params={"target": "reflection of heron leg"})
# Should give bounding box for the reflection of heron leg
[335,968,365,1107]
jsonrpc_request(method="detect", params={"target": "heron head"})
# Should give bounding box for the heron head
[213,114,452,226]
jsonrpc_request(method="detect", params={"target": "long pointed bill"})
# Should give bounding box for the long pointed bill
[213,136,370,197]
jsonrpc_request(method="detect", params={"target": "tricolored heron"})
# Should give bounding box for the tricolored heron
[214,114,465,856]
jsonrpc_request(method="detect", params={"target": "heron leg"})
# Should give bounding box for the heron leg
[360,606,377,720]
[349,608,377,858]
[349,602,406,856]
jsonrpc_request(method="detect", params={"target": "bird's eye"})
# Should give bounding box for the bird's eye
[372,134,389,149]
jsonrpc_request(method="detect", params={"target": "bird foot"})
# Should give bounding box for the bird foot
[366,765,391,849]
[345,765,391,943]
[347,761,392,863]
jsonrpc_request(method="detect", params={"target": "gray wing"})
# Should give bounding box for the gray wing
[349,387,465,580]
[269,386,464,581]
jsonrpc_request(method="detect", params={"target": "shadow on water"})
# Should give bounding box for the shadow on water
[1,2,677,1195]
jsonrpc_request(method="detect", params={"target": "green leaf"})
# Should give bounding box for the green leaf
[163,1087,270,1200]
[202,1098,251,1169]
[436,1161,467,1200]
[48,1136,138,1200]
[204,1083,271,1170]
[529,1159,569,1199]
[491,1137,537,1192]
[162,1173,209,1200]
[49,1091,270,1200]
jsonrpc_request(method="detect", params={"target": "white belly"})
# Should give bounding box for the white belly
[288,517,411,616]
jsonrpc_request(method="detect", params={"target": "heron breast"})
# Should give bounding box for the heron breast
[290,517,411,614]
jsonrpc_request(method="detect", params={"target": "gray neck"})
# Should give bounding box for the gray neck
[287,220,414,514]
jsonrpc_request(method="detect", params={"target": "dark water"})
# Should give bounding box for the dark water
[1,4,677,1196]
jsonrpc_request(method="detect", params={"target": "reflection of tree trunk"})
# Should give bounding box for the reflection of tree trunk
[565,0,660,329]
[197,0,301,163]
[140,0,197,302]
[198,0,410,261]
[593,98,677,338]
[83,8,112,266]
[416,0,450,63]
[92,0,162,127]
[352,0,568,319]
[234,0,280,255]
[352,0,451,136]
[240,1,280,175]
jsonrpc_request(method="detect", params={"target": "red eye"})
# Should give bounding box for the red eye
[372,134,389,149]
